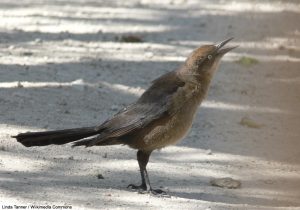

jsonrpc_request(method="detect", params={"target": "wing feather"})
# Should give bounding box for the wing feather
[88,71,185,146]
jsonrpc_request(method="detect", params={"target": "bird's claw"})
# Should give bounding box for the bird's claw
[127,184,146,191]
[127,184,169,197]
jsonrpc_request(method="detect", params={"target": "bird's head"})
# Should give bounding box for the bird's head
[180,37,237,84]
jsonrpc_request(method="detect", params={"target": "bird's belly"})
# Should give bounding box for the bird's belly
[142,101,199,150]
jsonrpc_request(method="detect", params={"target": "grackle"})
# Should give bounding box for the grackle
[13,38,237,195]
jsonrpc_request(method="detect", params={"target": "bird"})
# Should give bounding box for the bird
[13,37,237,195]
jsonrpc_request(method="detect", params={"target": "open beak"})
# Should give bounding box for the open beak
[215,37,238,55]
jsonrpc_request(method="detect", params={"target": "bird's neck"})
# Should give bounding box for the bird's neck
[176,65,213,97]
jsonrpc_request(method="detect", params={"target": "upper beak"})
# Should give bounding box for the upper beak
[215,37,238,55]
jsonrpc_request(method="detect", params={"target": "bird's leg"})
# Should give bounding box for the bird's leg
[128,150,151,191]
[127,150,167,195]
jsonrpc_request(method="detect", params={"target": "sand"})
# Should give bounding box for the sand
[0,0,300,209]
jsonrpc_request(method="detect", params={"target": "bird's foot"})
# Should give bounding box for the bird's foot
[127,184,169,197]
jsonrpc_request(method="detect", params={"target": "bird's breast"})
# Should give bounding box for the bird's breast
[141,84,204,151]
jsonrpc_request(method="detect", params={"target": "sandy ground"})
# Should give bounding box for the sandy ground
[0,0,300,209]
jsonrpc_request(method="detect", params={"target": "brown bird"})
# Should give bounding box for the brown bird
[13,38,237,195]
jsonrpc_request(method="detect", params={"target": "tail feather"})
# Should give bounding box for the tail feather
[72,138,93,147]
[13,127,100,147]
[72,136,121,147]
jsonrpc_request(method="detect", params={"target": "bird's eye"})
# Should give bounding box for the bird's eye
[207,55,213,60]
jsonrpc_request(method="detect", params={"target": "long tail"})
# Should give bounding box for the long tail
[12,127,100,147]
